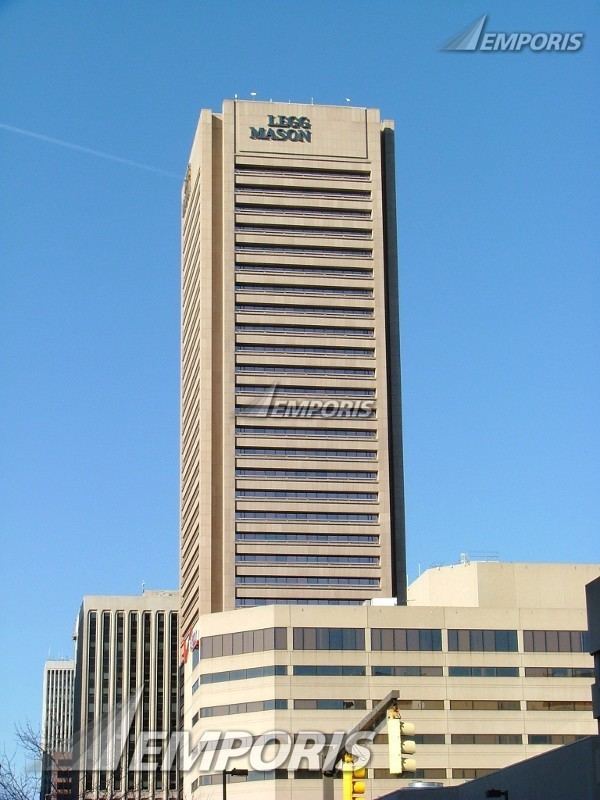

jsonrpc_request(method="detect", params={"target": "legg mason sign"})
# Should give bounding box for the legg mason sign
[250,114,312,143]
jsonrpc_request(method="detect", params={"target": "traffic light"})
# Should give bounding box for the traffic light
[386,705,417,774]
[342,753,367,800]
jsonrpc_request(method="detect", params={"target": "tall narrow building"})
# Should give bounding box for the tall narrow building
[71,591,179,800]
[40,659,75,800]
[180,100,406,635]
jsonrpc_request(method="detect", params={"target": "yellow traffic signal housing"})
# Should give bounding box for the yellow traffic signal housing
[342,754,367,800]
[387,706,417,774]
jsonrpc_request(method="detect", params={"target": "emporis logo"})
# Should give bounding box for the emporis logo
[236,385,375,420]
[67,695,376,775]
[443,15,584,53]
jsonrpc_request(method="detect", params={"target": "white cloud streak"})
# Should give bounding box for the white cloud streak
[0,122,180,179]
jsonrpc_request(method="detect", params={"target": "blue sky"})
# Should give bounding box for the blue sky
[1,0,598,757]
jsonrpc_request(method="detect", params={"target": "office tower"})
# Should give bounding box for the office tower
[40,659,75,800]
[180,100,406,635]
[181,561,597,798]
[71,591,179,800]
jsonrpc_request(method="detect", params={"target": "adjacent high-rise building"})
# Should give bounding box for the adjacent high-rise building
[40,659,75,800]
[71,591,179,800]
[180,100,406,635]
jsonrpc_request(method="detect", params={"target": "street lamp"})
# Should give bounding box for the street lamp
[222,767,248,800]
[485,790,508,799]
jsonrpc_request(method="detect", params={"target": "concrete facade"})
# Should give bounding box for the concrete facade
[180,100,407,634]
[181,561,598,799]
[71,591,179,800]
[40,659,75,800]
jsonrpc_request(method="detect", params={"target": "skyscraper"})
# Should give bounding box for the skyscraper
[40,659,75,800]
[71,591,179,800]
[180,100,406,635]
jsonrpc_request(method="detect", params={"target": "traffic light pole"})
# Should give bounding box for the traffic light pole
[322,689,400,776]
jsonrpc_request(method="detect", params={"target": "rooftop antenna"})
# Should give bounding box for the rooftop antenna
[141,580,145,594]
[310,97,314,104]
[234,93,238,99]
[250,91,257,99]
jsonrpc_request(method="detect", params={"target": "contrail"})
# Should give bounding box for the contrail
[0,122,180,179]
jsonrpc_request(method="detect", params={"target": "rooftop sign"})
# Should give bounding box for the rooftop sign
[250,115,312,143]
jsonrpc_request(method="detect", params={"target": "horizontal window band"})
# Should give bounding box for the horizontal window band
[236,223,372,239]
[528,734,587,745]
[236,405,375,419]
[372,666,443,677]
[235,554,379,565]
[523,629,589,653]
[236,598,365,607]
[524,666,594,678]
[448,629,518,652]
[371,628,443,652]
[451,734,523,745]
[236,302,373,317]
[236,488,378,501]
[294,665,366,676]
[236,384,375,397]
[236,282,373,297]
[235,344,374,357]
[294,699,367,710]
[236,576,379,586]
[235,204,371,219]
[195,769,288,787]
[388,700,445,711]
[199,699,288,718]
[293,627,365,650]
[235,446,377,459]
[236,263,373,278]
[235,324,374,338]
[235,532,379,543]
[448,666,519,677]
[449,700,521,711]
[234,165,370,181]
[236,244,372,258]
[236,184,371,200]
[235,468,377,480]
[200,665,287,685]
[235,343,375,358]
[235,425,376,438]
[526,700,592,711]
[236,511,378,522]
[236,365,375,377]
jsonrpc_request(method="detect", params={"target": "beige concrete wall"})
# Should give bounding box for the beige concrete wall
[181,564,596,798]
[73,591,179,800]
[180,100,405,630]
[408,562,599,609]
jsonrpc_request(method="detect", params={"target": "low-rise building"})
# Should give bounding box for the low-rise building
[181,561,597,798]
